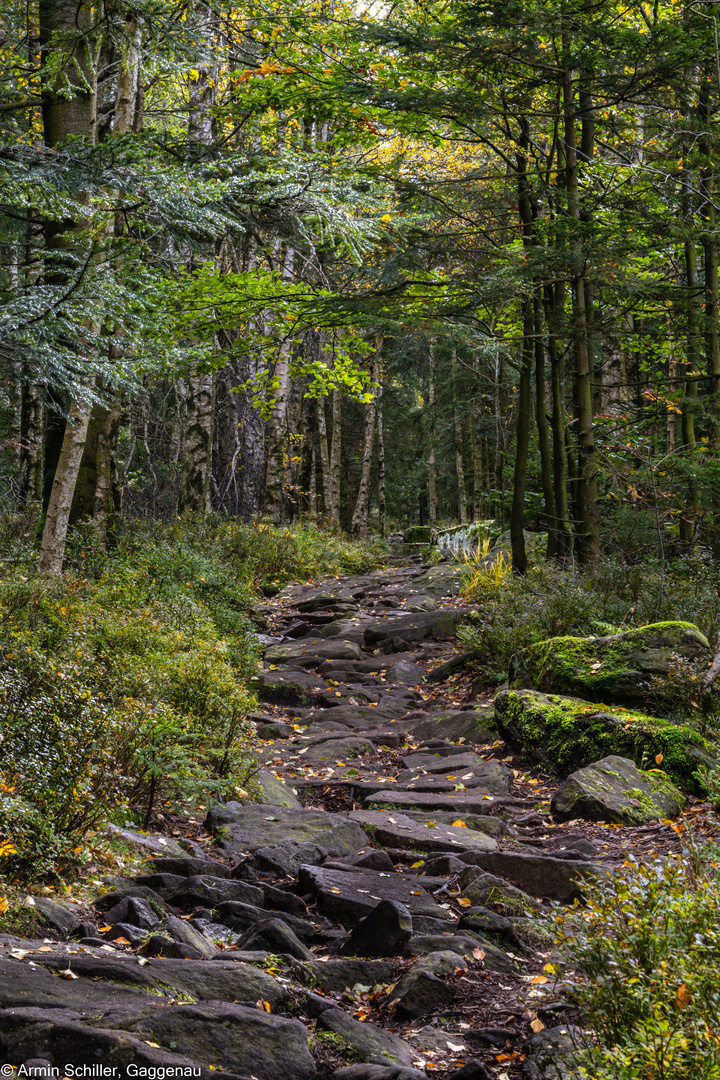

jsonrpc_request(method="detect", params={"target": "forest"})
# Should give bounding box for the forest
[2,0,720,1078]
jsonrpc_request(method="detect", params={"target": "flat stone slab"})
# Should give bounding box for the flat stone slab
[551,754,685,825]
[316,1008,415,1066]
[295,958,396,991]
[206,803,367,857]
[257,669,329,705]
[407,709,497,745]
[303,737,377,763]
[397,755,513,795]
[459,851,606,903]
[298,865,455,923]
[348,809,497,854]
[265,638,363,664]
[364,610,459,645]
[363,790,508,814]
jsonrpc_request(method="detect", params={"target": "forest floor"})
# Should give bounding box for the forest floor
[0,556,716,1079]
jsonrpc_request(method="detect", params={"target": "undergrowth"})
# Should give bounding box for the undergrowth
[555,841,720,1080]
[458,552,720,688]
[0,507,386,880]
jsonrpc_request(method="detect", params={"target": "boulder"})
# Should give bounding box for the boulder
[265,637,363,665]
[403,526,433,544]
[363,790,507,815]
[316,1008,415,1066]
[161,915,219,958]
[456,869,539,914]
[551,755,685,825]
[364,610,459,647]
[139,856,230,878]
[397,753,512,793]
[257,669,329,705]
[458,852,604,903]
[340,899,413,957]
[33,898,83,940]
[249,840,328,877]
[205,803,367,857]
[103,823,188,857]
[391,970,454,1020]
[522,1025,582,1080]
[167,875,264,909]
[410,564,465,598]
[256,769,302,808]
[510,621,710,711]
[348,809,497,854]
[387,661,424,685]
[495,688,712,792]
[297,958,396,991]
[408,708,496,744]
[334,1067,427,1080]
[304,737,376,763]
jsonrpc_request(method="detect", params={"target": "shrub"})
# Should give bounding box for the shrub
[555,843,720,1080]
[458,554,720,692]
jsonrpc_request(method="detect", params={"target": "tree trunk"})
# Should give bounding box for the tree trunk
[93,405,121,547]
[329,387,342,526]
[261,246,295,521]
[564,60,599,567]
[317,394,332,517]
[473,421,483,522]
[37,0,96,572]
[352,343,382,536]
[377,385,386,537]
[179,372,215,513]
[510,297,533,575]
[700,78,720,449]
[428,345,438,525]
[534,294,558,557]
[39,401,92,573]
[19,379,44,504]
[681,200,700,545]
[544,283,573,559]
[451,346,468,524]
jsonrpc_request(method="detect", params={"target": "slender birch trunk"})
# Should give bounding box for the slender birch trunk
[428,345,438,526]
[352,343,382,536]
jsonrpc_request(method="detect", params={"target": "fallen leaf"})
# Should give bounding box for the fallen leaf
[447,1041,466,1052]
[144,1041,161,1048]
[98,925,112,932]
[410,890,423,896]
[59,968,79,980]
[655,752,664,765]
[410,860,425,869]
[530,975,548,985]
[457,897,472,907]
[472,947,485,960]
[451,819,467,828]
[531,1019,545,1033]
[8,949,31,959]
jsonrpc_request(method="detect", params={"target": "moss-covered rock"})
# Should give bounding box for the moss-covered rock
[403,525,433,544]
[495,687,715,792]
[551,755,685,825]
[509,621,710,711]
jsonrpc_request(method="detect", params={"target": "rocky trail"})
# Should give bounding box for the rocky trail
[1,560,716,1080]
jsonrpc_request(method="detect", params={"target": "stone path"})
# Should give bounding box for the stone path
[0,560,707,1080]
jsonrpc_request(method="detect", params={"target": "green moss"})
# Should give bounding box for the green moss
[511,621,710,714]
[497,688,711,793]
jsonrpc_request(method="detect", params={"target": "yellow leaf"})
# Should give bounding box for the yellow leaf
[59,968,79,980]
[655,753,664,765]
[530,975,548,985]
[457,898,472,907]
[381,214,393,222]
[677,984,691,1010]
[410,861,425,869]
[451,819,467,828]
[0,896,9,914]
[144,1041,162,1048]
[531,1019,545,1033]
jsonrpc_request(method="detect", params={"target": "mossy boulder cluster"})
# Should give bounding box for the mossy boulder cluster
[509,621,710,710]
[501,621,715,795]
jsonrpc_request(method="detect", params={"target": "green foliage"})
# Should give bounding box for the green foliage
[459,555,720,688]
[0,512,386,879]
[556,845,720,1080]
